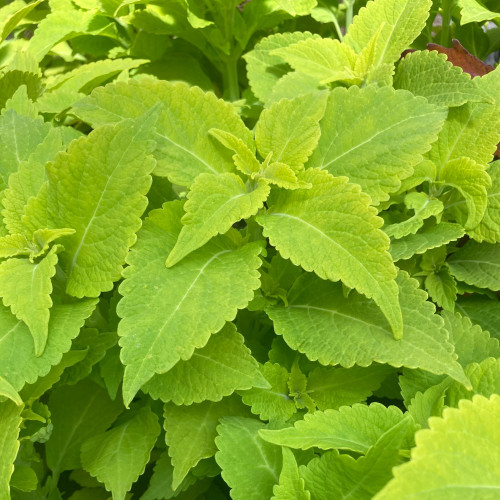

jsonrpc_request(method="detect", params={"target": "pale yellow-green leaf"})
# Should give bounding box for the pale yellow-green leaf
[0,376,22,405]
[0,400,23,499]
[166,173,269,267]
[257,168,402,339]
[375,394,500,499]
[458,0,500,24]
[272,447,310,500]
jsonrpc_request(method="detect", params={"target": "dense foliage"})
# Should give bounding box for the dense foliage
[1,0,500,498]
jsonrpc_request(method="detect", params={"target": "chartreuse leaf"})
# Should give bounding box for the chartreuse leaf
[300,416,412,500]
[270,38,358,84]
[389,222,464,261]
[425,266,457,312]
[243,32,318,103]
[164,396,250,490]
[80,406,160,500]
[458,0,500,24]
[255,93,328,171]
[307,86,447,205]
[2,127,65,235]
[441,310,500,367]
[0,0,44,43]
[0,299,96,392]
[257,168,403,339]
[448,358,500,406]
[448,241,500,291]
[241,362,296,421]
[143,323,268,404]
[118,202,263,407]
[463,162,500,243]
[440,157,491,229]
[0,376,22,405]
[45,106,159,298]
[266,271,469,387]
[209,129,260,176]
[375,395,500,499]
[0,109,52,191]
[46,379,124,475]
[37,58,148,114]
[407,378,452,429]
[275,0,316,16]
[272,447,310,500]
[260,403,414,453]
[215,417,282,500]
[72,78,253,187]
[166,173,269,267]
[0,245,58,356]
[428,102,500,170]
[306,364,392,410]
[0,400,23,499]
[344,0,432,67]
[394,50,488,107]
[456,295,500,342]
[384,192,443,239]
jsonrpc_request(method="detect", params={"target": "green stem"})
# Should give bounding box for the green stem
[331,14,343,41]
[440,0,452,46]
[223,55,240,102]
[345,0,354,30]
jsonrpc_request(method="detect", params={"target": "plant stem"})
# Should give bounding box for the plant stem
[440,0,452,46]
[223,55,240,101]
[345,0,355,30]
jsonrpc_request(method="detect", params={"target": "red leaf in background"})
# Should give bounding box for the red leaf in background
[427,39,494,77]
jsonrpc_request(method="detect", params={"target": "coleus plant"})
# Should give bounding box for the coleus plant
[1,0,500,498]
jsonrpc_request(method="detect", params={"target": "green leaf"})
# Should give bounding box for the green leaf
[215,417,282,500]
[440,157,491,229]
[266,271,470,387]
[260,403,413,453]
[0,246,58,356]
[389,222,464,261]
[143,323,268,404]
[394,50,489,107]
[2,127,65,235]
[307,86,447,205]
[0,299,96,393]
[0,0,44,44]
[0,110,52,192]
[164,396,249,490]
[448,241,500,291]
[344,0,432,67]
[272,447,310,500]
[306,364,392,410]
[118,202,263,407]
[0,376,22,405]
[384,192,443,239]
[375,395,500,499]
[275,0,317,16]
[46,379,124,475]
[448,357,500,406]
[81,406,160,500]
[0,401,23,499]
[425,266,457,312]
[255,93,327,171]
[428,102,500,170]
[461,162,500,243]
[37,58,148,114]
[166,173,269,267]
[442,310,500,367]
[72,78,254,187]
[270,38,358,84]
[257,168,402,338]
[243,32,318,103]
[456,295,500,341]
[209,129,260,176]
[240,362,297,421]
[45,106,159,298]
[300,416,412,500]
[407,378,451,428]
[458,0,500,24]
